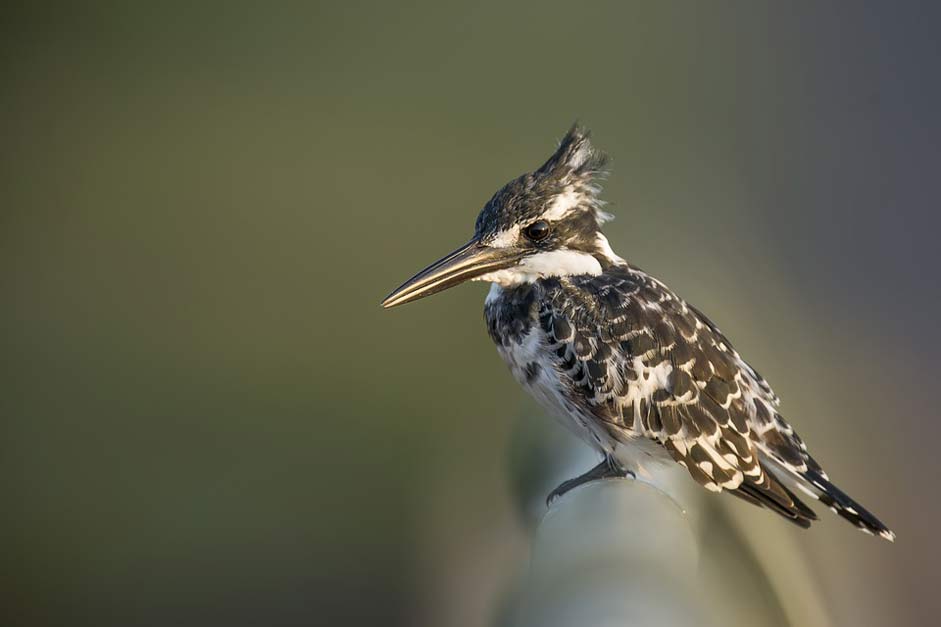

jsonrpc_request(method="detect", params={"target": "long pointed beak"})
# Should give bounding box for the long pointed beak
[381,238,523,309]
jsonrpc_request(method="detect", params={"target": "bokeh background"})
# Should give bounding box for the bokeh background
[3,2,940,626]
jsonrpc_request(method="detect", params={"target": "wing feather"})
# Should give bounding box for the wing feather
[538,266,873,532]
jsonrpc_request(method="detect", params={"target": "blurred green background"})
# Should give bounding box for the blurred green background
[3,2,939,626]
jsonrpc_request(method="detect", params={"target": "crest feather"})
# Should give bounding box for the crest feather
[538,124,609,178]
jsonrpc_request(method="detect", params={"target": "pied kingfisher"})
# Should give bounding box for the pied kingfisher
[382,125,894,541]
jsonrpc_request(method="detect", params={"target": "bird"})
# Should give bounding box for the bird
[381,124,895,541]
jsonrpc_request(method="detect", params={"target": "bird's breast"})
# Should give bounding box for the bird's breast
[485,284,621,454]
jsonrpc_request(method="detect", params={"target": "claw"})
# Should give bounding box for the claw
[546,457,634,506]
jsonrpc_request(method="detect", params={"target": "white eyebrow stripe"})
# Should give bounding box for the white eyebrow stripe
[540,187,581,221]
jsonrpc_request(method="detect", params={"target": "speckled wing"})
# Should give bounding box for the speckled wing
[536,266,833,529]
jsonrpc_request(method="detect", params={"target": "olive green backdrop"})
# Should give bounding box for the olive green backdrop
[3,2,939,626]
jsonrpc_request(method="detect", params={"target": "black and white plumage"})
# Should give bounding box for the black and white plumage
[383,125,895,541]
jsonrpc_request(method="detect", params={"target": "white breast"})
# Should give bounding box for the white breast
[496,325,621,456]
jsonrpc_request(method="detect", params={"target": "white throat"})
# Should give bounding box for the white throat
[473,249,603,287]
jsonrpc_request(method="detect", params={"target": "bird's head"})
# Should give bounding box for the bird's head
[382,125,621,308]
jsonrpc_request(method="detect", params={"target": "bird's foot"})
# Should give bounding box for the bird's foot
[546,457,635,506]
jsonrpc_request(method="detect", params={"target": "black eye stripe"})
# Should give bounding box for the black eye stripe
[524,220,551,242]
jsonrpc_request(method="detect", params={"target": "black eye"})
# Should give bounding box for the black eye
[524,220,550,242]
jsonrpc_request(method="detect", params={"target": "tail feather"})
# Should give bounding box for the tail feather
[729,467,818,529]
[802,469,896,542]
[753,452,896,542]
